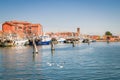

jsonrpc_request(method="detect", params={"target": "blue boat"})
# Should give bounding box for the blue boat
[29,35,51,45]
[36,40,51,45]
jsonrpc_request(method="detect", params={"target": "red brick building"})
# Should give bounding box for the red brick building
[0,30,3,38]
[89,35,100,40]
[2,21,43,38]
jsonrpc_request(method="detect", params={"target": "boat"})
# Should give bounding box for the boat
[0,39,15,47]
[14,39,29,46]
[38,35,51,45]
[64,38,80,44]
[82,39,89,43]
[29,35,51,45]
[57,37,66,43]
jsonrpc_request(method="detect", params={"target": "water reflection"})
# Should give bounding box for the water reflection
[0,42,120,79]
[51,49,55,56]
[0,46,43,79]
[33,53,38,62]
[45,49,65,69]
[32,53,42,63]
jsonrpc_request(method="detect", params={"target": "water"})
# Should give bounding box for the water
[0,42,120,80]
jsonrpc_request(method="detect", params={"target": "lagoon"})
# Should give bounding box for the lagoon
[0,42,120,80]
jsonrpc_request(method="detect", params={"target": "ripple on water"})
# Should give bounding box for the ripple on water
[0,42,120,80]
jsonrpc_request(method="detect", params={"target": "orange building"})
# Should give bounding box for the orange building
[2,21,43,38]
[89,35,100,40]
[0,30,3,38]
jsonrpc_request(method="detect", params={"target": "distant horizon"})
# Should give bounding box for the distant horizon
[0,0,120,36]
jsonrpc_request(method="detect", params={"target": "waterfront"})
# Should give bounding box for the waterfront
[0,42,120,80]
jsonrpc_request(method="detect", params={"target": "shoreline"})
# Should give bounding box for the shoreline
[96,40,120,42]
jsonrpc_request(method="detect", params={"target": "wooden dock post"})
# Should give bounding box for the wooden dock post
[88,41,90,45]
[32,39,38,54]
[51,41,55,50]
[87,39,90,45]
[72,41,75,47]
[107,40,110,44]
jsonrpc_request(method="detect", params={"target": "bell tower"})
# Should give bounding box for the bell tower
[77,28,80,36]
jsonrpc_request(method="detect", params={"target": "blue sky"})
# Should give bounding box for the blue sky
[0,0,120,35]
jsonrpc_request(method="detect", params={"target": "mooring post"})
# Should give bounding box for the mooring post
[88,39,90,45]
[72,40,75,47]
[33,38,38,54]
[88,41,90,45]
[107,40,110,44]
[51,41,55,50]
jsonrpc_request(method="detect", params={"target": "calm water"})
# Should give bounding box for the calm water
[0,42,120,80]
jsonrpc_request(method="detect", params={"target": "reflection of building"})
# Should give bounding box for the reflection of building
[2,21,43,38]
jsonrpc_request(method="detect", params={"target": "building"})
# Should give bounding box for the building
[2,21,43,38]
[89,35,100,40]
[0,30,3,38]
[77,28,80,36]
[46,28,80,38]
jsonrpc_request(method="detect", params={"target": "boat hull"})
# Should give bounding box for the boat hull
[37,41,50,45]
[29,40,51,45]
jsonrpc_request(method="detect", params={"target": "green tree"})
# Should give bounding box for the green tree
[105,31,112,36]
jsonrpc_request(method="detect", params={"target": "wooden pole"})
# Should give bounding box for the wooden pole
[72,41,75,47]
[87,39,90,45]
[51,41,55,50]
[33,38,38,54]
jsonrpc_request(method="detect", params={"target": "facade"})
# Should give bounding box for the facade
[103,35,120,41]
[46,28,80,38]
[89,35,100,40]
[77,28,80,36]
[0,31,3,38]
[2,21,43,38]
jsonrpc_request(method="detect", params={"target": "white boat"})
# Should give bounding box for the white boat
[57,37,66,43]
[40,35,51,42]
[0,39,15,47]
[14,39,28,46]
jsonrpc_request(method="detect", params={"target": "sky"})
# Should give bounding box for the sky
[0,0,120,35]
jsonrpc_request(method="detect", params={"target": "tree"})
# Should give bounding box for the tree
[105,31,112,36]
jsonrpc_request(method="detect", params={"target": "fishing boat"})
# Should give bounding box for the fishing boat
[14,39,29,46]
[57,37,66,43]
[0,39,15,47]
[29,35,51,45]
[38,35,51,45]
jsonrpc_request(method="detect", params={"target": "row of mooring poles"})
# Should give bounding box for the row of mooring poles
[50,40,76,52]
[32,38,92,54]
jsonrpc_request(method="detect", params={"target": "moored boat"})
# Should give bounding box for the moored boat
[14,39,29,46]
[0,39,15,47]
[57,37,66,43]
[29,35,51,45]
